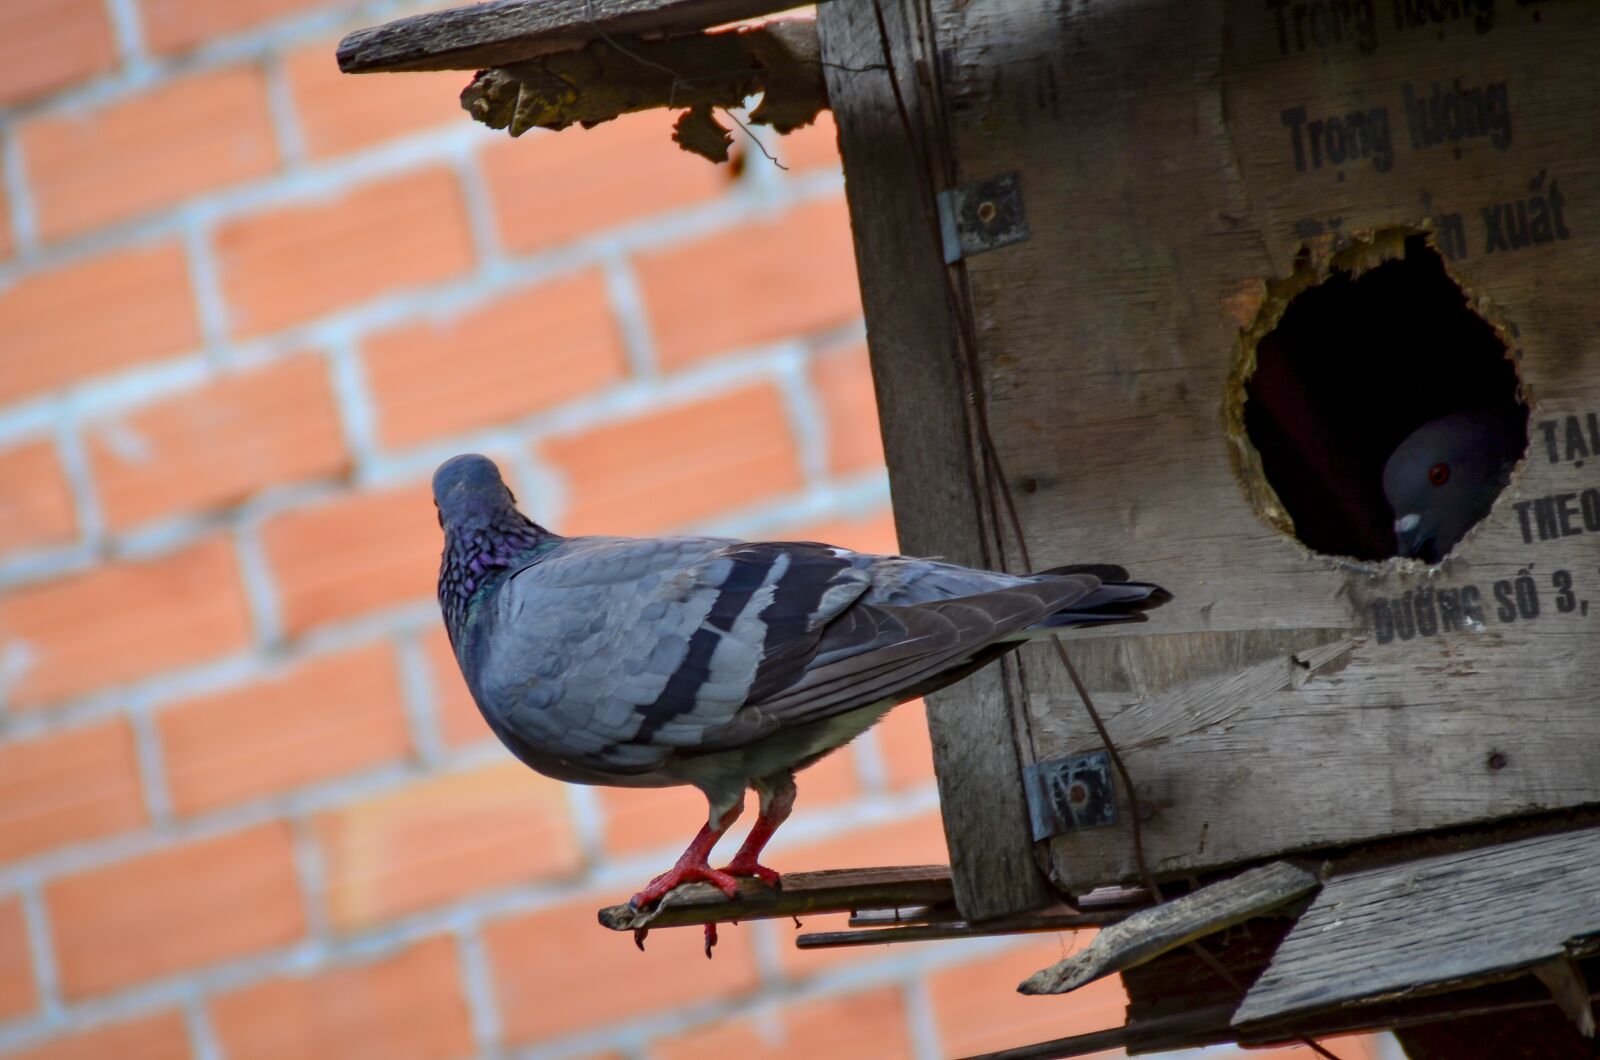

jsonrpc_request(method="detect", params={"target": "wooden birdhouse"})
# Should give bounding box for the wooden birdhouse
[342,0,1600,1054]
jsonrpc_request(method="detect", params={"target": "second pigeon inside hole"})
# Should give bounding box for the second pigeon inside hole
[1243,234,1528,563]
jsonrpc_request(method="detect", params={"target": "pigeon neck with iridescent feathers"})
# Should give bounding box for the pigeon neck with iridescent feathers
[432,454,555,649]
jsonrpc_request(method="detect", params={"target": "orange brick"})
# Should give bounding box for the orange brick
[482,111,726,255]
[598,747,859,859]
[768,810,949,980]
[365,272,627,449]
[874,699,937,790]
[139,0,339,55]
[811,343,885,475]
[929,937,1126,1058]
[0,537,253,708]
[22,67,278,244]
[539,383,802,535]
[635,198,861,370]
[87,356,347,531]
[0,0,116,107]
[215,168,473,339]
[7,1011,191,1060]
[286,39,470,159]
[421,626,491,747]
[0,440,78,556]
[46,824,306,998]
[159,644,411,815]
[485,892,759,1043]
[651,986,912,1060]
[314,762,581,931]
[776,508,901,555]
[776,111,842,172]
[0,895,37,1021]
[210,936,473,1060]
[0,719,146,861]
[262,482,438,635]
[0,243,200,405]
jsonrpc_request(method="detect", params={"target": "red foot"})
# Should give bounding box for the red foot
[628,861,740,909]
[720,855,782,888]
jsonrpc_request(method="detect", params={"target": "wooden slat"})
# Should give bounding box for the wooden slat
[596,864,953,930]
[798,904,1131,949]
[1234,827,1600,1028]
[816,0,1056,922]
[1019,861,1319,995]
[338,0,815,72]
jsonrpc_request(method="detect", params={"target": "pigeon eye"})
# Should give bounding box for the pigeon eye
[1429,462,1451,486]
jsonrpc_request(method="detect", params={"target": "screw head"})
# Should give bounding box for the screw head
[976,200,998,223]
[1487,750,1508,771]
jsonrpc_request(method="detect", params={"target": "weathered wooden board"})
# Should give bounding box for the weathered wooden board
[1020,860,1318,995]
[1233,826,1600,1028]
[338,0,817,72]
[817,0,1056,920]
[901,0,1600,890]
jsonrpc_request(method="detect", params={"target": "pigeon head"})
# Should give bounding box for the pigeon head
[433,453,521,530]
[1382,409,1526,563]
[434,454,551,645]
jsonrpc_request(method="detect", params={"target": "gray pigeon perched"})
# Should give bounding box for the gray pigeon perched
[1383,408,1526,563]
[432,454,1168,945]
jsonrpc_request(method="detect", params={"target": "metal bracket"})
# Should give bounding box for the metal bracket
[1024,750,1118,841]
[935,171,1029,264]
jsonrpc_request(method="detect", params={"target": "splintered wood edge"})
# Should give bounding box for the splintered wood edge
[596,865,954,931]
[338,0,819,72]
[1018,861,1321,996]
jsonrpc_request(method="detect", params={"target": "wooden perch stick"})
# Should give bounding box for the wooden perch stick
[338,0,819,73]
[460,19,827,159]
[1018,861,1321,996]
[597,865,955,932]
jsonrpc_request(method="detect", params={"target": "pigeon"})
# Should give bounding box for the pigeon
[1382,408,1526,563]
[432,454,1169,947]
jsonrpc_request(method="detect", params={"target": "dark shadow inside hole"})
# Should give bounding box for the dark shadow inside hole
[1244,236,1527,562]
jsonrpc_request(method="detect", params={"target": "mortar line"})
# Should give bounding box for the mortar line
[18,881,63,1022]
[127,705,175,825]
[262,52,308,167]
[394,632,446,767]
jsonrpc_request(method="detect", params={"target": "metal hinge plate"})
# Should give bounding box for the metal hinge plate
[1023,750,1118,841]
[935,171,1029,264]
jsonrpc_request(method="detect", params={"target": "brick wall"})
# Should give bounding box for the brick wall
[0,3,1388,1058]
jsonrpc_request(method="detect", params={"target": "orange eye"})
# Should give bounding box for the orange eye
[1429,462,1451,486]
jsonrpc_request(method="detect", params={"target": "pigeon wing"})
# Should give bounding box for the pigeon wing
[471,538,872,772]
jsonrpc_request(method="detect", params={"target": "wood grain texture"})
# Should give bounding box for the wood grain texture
[1019,860,1319,995]
[818,0,1056,921]
[907,0,1600,891]
[597,864,953,930]
[1234,827,1600,1028]
[338,0,814,72]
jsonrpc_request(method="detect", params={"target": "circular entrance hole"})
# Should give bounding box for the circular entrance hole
[1241,234,1528,563]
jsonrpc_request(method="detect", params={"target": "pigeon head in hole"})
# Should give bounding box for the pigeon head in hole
[1383,408,1527,563]
[432,453,1169,953]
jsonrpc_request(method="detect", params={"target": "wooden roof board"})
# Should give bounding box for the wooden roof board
[1233,826,1600,1029]
[338,0,815,72]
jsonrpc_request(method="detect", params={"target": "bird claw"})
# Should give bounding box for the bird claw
[703,923,717,958]
[634,928,649,951]
[628,862,741,910]
[720,857,782,888]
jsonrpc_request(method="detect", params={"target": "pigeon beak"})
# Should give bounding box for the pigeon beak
[1394,514,1425,558]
